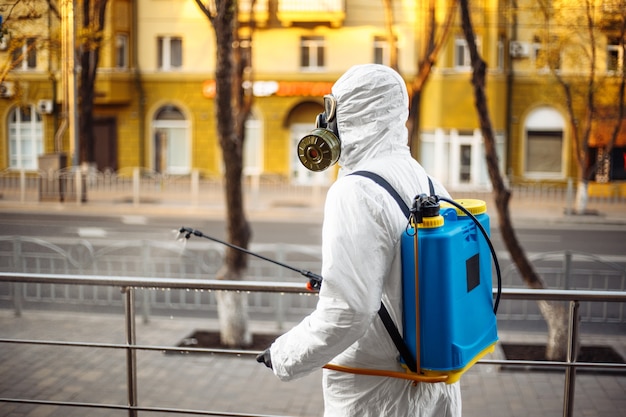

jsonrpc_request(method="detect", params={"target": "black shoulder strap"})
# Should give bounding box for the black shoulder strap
[350,171,410,218]
[349,170,436,374]
[351,170,435,215]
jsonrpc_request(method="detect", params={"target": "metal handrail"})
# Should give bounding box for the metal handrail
[0,272,625,417]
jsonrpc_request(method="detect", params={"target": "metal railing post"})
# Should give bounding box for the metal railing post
[563,251,572,290]
[141,243,151,324]
[275,245,286,331]
[11,239,23,317]
[191,169,199,207]
[123,286,138,417]
[19,169,26,203]
[133,167,140,207]
[565,178,573,215]
[563,300,580,417]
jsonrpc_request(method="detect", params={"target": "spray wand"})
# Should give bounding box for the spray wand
[178,227,323,291]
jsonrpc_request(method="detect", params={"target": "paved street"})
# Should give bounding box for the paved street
[0,187,625,416]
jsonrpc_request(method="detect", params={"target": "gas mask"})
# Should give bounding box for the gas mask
[297,94,341,172]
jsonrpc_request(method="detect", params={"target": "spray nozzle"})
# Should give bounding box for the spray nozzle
[409,194,440,226]
[179,226,203,240]
[179,226,323,292]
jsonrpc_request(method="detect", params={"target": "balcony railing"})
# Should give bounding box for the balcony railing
[277,0,345,27]
[0,272,625,417]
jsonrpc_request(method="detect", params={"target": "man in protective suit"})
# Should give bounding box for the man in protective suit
[257,64,462,417]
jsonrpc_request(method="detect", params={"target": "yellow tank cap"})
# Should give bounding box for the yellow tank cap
[441,199,487,216]
[417,215,444,228]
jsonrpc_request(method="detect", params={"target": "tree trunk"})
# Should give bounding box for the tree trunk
[78,0,108,166]
[575,180,589,214]
[459,0,569,360]
[406,0,457,157]
[202,0,252,348]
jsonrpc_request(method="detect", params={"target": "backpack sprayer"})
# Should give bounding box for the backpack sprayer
[399,194,501,383]
[179,176,501,384]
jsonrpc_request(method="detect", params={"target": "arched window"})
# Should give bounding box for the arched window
[152,105,190,174]
[524,107,566,179]
[8,105,43,170]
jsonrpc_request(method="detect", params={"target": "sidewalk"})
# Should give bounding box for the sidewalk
[1,184,626,228]
[0,310,624,417]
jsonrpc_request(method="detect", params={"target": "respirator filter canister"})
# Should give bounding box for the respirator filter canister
[297,95,341,172]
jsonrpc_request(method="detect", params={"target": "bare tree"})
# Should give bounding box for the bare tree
[405,0,457,157]
[195,0,254,347]
[381,0,398,71]
[77,0,108,166]
[0,0,56,89]
[459,0,569,360]
[535,0,626,212]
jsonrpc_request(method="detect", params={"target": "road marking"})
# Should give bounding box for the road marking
[121,215,148,225]
[78,228,107,238]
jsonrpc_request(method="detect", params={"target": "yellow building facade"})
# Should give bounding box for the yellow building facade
[1,0,624,195]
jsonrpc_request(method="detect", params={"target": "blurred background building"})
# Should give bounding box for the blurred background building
[0,0,624,195]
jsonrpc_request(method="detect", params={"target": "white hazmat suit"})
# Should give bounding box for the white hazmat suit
[268,64,462,416]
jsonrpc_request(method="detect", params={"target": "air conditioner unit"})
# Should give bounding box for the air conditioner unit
[37,99,54,114]
[509,41,530,58]
[0,81,15,98]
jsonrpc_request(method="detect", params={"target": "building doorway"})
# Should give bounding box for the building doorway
[93,117,118,172]
[152,105,190,174]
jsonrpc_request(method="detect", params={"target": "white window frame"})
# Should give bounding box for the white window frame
[373,35,397,66]
[8,105,43,170]
[454,37,472,70]
[157,36,183,71]
[152,105,191,174]
[13,37,37,71]
[497,36,505,71]
[523,107,566,180]
[115,33,129,69]
[607,41,623,74]
[300,36,325,71]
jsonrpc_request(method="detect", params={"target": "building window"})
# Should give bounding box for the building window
[526,131,563,173]
[157,36,182,71]
[300,36,325,71]
[454,36,479,70]
[8,105,43,170]
[239,36,252,73]
[115,33,129,69]
[373,35,397,66]
[524,107,565,179]
[497,36,505,70]
[152,105,190,174]
[607,38,623,74]
[533,36,560,72]
[12,37,37,70]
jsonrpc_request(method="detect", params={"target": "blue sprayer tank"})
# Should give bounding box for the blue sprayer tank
[400,199,498,383]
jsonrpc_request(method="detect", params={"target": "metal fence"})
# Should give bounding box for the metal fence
[0,236,324,329]
[0,167,328,207]
[2,167,625,206]
[0,272,625,417]
[1,236,625,329]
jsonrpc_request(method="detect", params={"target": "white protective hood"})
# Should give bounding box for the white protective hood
[269,64,461,417]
